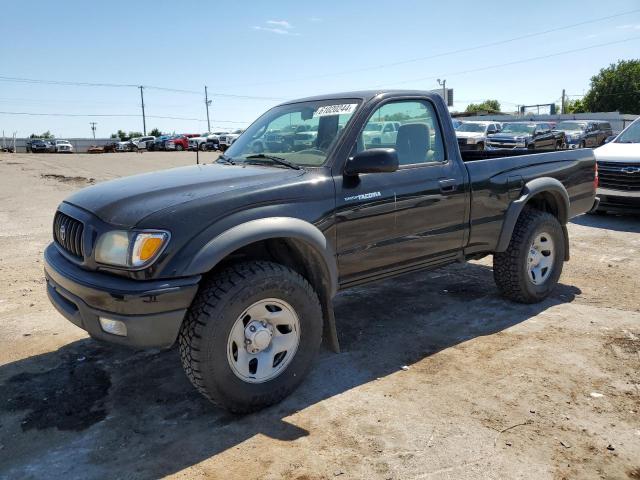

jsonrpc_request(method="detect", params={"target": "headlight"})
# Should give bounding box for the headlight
[467,138,477,144]
[515,141,527,147]
[95,231,169,268]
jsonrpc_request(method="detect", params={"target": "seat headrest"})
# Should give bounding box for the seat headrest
[395,123,430,165]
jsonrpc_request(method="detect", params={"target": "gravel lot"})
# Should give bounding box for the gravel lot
[0,152,639,480]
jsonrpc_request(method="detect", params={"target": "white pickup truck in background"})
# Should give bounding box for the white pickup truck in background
[455,121,501,151]
[593,117,640,214]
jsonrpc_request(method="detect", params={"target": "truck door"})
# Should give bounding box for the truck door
[335,98,467,284]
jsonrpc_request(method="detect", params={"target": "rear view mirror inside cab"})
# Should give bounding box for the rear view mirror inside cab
[301,108,314,121]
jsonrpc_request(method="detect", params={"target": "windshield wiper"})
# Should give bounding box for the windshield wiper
[216,154,236,165]
[243,154,301,170]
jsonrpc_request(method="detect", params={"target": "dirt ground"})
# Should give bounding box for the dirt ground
[0,151,638,480]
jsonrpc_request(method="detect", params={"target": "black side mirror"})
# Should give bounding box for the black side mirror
[604,135,616,144]
[344,148,399,176]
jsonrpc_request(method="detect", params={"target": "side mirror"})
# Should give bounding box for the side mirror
[604,135,616,144]
[344,148,399,176]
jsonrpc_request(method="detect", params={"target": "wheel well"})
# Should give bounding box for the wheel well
[525,191,566,223]
[204,237,332,308]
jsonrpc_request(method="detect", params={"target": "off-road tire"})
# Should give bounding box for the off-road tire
[179,261,323,413]
[493,208,565,304]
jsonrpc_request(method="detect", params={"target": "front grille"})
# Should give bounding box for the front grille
[53,211,84,259]
[598,161,640,191]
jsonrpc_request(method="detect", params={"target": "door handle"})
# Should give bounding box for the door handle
[439,179,458,193]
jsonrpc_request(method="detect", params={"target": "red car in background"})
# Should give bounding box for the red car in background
[165,134,193,151]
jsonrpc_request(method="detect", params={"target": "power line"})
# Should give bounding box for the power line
[370,35,640,88]
[567,89,640,98]
[0,75,286,101]
[210,8,640,89]
[0,111,249,123]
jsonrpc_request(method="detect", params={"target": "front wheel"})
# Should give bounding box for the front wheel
[179,261,323,413]
[175,144,184,151]
[493,208,565,303]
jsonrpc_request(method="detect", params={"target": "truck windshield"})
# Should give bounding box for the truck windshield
[457,123,486,133]
[502,123,536,134]
[225,100,361,166]
[555,122,585,131]
[615,121,640,143]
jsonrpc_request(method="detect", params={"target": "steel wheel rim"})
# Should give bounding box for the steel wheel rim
[227,298,300,384]
[527,231,555,285]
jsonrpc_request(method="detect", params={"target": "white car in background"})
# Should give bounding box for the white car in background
[361,121,400,146]
[52,139,74,153]
[116,140,136,152]
[593,118,640,214]
[455,121,501,151]
[135,136,156,150]
[188,132,212,151]
[218,130,244,150]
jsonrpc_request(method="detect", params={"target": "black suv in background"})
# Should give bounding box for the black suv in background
[28,139,55,153]
[486,122,564,151]
[554,120,613,149]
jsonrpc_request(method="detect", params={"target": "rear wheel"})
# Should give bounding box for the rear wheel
[493,208,565,303]
[179,261,323,413]
[176,144,184,151]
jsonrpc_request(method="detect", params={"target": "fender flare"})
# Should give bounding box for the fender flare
[495,177,570,256]
[184,217,339,296]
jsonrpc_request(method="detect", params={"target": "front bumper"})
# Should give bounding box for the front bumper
[596,187,640,212]
[458,142,484,151]
[44,244,201,348]
[486,144,527,151]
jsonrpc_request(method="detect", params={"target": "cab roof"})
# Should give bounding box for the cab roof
[279,90,441,105]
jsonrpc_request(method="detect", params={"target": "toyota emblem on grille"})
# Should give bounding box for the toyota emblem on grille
[621,166,640,174]
[59,224,66,242]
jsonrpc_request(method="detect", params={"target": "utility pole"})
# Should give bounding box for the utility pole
[89,122,97,139]
[437,78,447,106]
[139,86,147,135]
[561,89,566,115]
[204,86,212,133]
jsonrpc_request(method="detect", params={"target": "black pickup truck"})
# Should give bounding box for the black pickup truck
[44,90,597,412]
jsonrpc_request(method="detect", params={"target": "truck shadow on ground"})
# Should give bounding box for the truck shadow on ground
[571,212,639,233]
[0,263,580,479]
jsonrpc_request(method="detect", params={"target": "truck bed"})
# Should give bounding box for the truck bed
[462,148,597,256]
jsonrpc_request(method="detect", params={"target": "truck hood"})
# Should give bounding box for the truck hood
[64,163,304,227]
[594,142,640,162]
[456,132,484,139]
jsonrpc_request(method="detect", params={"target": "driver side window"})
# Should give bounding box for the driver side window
[358,100,445,165]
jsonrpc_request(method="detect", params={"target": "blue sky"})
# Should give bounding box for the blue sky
[1,0,639,138]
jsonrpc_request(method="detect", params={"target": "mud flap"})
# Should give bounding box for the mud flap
[322,300,340,353]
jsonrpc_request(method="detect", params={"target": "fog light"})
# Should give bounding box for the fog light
[99,317,127,336]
